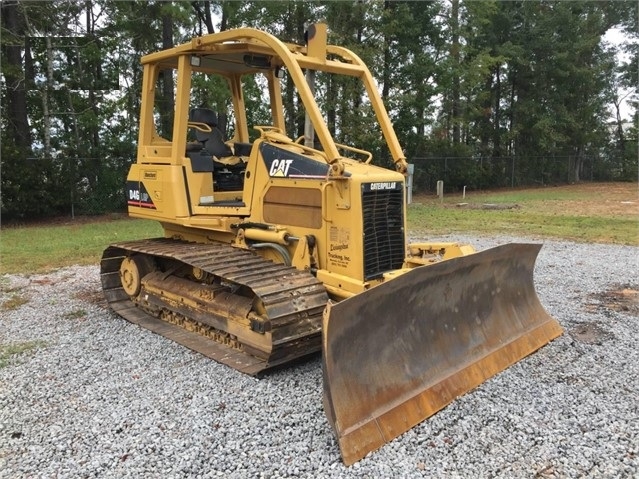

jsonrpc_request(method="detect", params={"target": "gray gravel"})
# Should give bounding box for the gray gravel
[1,236,637,478]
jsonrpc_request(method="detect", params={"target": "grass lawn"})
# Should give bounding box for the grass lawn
[0,216,162,275]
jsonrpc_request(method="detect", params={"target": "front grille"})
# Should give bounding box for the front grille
[362,183,405,280]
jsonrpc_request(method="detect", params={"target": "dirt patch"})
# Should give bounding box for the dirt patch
[454,203,521,210]
[74,289,108,309]
[548,199,637,217]
[587,285,639,316]
[537,182,637,217]
[570,322,613,345]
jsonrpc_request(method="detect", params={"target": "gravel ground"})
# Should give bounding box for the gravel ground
[1,236,637,478]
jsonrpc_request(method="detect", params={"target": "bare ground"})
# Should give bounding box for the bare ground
[537,182,638,217]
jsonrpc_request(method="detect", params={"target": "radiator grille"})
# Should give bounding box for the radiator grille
[362,184,405,280]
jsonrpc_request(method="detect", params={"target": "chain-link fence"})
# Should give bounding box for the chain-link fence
[410,155,637,193]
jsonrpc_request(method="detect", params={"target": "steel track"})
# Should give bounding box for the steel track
[100,238,328,375]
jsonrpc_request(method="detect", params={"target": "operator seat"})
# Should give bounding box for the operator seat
[187,108,247,192]
[189,107,233,158]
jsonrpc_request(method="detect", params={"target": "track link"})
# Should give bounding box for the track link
[100,238,329,375]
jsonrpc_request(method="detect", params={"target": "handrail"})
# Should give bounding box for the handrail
[294,136,372,164]
[187,122,212,133]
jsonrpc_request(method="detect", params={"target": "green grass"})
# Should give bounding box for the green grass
[1,293,30,310]
[0,218,162,275]
[63,309,88,320]
[0,340,47,368]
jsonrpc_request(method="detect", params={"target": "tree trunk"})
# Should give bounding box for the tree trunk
[381,1,391,101]
[43,36,54,159]
[479,73,493,156]
[1,0,32,157]
[193,1,215,34]
[283,3,297,136]
[353,18,363,112]
[160,12,175,138]
[493,66,502,157]
[612,96,627,175]
[450,0,461,145]
[86,0,100,187]
[203,1,215,34]
[573,147,582,183]
[221,1,229,32]
[67,89,81,218]
[327,73,336,135]
[295,4,307,139]
[507,68,517,157]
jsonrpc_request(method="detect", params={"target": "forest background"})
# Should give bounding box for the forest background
[1,0,637,220]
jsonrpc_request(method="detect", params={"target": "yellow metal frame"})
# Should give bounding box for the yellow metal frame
[137,25,408,174]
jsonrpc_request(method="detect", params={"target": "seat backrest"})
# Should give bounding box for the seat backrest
[189,108,233,158]
[190,107,218,126]
[190,108,218,142]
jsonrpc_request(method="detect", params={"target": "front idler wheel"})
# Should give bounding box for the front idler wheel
[120,255,155,297]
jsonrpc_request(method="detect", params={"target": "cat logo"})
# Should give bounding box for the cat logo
[269,159,293,177]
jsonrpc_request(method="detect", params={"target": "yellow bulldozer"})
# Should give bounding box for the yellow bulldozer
[100,24,562,465]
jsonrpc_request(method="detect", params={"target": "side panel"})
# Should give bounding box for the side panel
[263,186,322,229]
[127,164,190,220]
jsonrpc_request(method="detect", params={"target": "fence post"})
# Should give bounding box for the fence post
[406,163,414,204]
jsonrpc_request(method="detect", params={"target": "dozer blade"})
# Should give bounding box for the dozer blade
[322,243,563,465]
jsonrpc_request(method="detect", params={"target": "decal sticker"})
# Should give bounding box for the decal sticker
[260,143,351,179]
[328,226,351,268]
[126,180,156,209]
[269,159,294,177]
[363,181,403,192]
[330,226,350,244]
